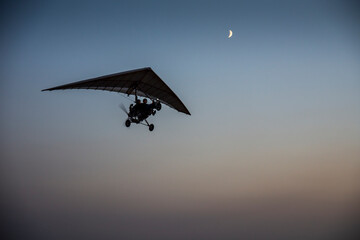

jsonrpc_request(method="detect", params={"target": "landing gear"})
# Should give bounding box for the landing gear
[125,119,131,127]
[124,117,155,131]
[144,120,154,131]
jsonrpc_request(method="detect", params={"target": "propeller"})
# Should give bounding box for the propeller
[119,103,130,116]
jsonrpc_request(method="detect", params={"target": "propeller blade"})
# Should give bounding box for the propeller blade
[119,103,129,116]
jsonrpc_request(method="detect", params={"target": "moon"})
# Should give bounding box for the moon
[228,30,233,38]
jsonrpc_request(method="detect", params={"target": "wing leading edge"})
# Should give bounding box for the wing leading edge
[42,67,190,115]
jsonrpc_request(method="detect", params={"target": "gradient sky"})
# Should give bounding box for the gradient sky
[1,0,360,239]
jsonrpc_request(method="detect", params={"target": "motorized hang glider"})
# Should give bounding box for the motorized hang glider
[42,67,190,131]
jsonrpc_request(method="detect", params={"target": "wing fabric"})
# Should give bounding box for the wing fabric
[42,67,190,115]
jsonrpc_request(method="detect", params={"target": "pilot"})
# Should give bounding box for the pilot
[140,98,149,115]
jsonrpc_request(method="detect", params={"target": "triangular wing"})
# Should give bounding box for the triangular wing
[42,67,190,115]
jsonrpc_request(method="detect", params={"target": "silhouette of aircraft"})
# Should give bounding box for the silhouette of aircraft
[42,67,190,131]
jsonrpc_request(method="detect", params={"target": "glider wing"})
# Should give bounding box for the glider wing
[42,67,190,115]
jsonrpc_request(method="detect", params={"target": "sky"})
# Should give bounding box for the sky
[1,0,360,239]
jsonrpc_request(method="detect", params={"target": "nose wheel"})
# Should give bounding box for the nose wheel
[145,120,154,131]
[155,102,161,111]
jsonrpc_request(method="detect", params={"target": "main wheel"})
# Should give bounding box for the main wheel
[125,119,131,127]
[156,102,161,111]
[149,124,154,131]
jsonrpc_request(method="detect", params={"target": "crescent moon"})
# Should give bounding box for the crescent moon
[228,30,233,38]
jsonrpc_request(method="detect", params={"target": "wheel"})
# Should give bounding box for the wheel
[125,119,131,127]
[156,102,161,111]
[149,124,154,131]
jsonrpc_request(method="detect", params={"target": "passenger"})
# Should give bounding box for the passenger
[130,99,141,117]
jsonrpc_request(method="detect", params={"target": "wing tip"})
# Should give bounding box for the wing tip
[42,88,55,91]
[182,109,191,115]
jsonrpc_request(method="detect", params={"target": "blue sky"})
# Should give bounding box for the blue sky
[1,0,359,239]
